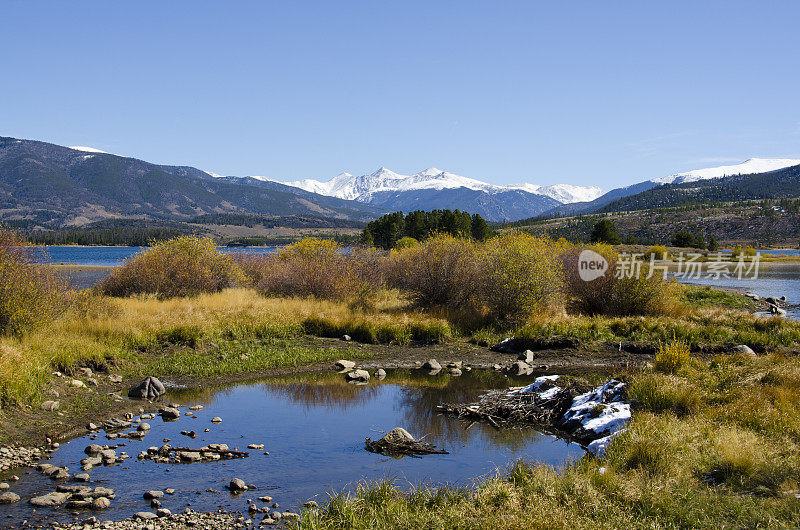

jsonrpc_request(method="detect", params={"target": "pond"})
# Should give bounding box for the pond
[2,369,584,526]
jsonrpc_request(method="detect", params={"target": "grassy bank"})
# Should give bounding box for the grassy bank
[0,288,451,407]
[300,350,800,528]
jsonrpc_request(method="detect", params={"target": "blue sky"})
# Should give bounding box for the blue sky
[1,1,798,188]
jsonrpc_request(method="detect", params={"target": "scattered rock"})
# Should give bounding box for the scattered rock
[189,405,203,411]
[247,444,264,450]
[138,422,151,432]
[229,478,248,492]
[29,491,70,506]
[70,379,86,388]
[86,377,99,387]
[143,490,164,500]
[733,344,756,356]
[75,473,91,482]
[93,496,111,509]
[165,488,176,495]
[211,417,223,423]
[345,369,370,382]
[41,400,60,411]
[422,359,441,371]
[159,407,181,421]
[342,334,352,342]
[334,359,356,371]
[128,377,166,400]
[374,368,386,380]
[157,508,172,517]
[109,374,123,384]
[133,511,158,521]
[517,350,536,363]
[78,367,93,377]
[0,491,20,504]
[303,500,318,509]
[449,368,462,376]
[509,360,531,376]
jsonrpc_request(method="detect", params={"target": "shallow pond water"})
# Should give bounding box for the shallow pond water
[2,369,584,527]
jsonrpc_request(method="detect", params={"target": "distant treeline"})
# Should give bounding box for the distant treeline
[23,227,186,246]
[226,233,360,247]
[362,210,493,249]
[189,213,366,229]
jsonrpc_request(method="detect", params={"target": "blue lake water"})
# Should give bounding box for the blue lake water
[34,246,281,266]
[2,370,583,526]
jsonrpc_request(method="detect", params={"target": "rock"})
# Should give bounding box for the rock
[143,490,164,500]
[0,483,7,491]
[517,350,536,363]
[271,511,283,521]
[165,488,176,495]
[160,407,181,420]
[0,492,20,504]
[50,467,70,480]
[29,491,70,506]
[509,361,531,376]
[448,368,462,376]
[374,368,386,380]
[92,487,114,498]
[99,449,117,463]
[334,359,356,371]
[178,451,202,462]
[109,374,123,384]
[345,369,370,382]
[770,304,788,316]
[41,400,60,411]
[138,422,151,431]
[70,379,86,388]
[85,444,103,455]
[490,337,516,353]
[381,427,415,444]
[342,334,352,341]
[211,417,223,423]
[247,444,264,450]
[283,512,300,520]
[259,495,273,502]
[733,344,757,356]
[66,499,93,509]
[75,473,91,482]
[128,377,166,400]
[93,496,111,509]
[229,478,248,492]
[86,377,99,386]
[150,499,162,508]
[493,363,502,371]
[304,500,318,509]
[79,367,93,377]
[157,508,172,517]
[446,361,463,369]
[134,511,158,521]
[189,405,203,411]
[87,422,98,430]
[422,359,441,371]
[56,484,93,495]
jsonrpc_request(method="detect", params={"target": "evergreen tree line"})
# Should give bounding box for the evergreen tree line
[362,210,492,249]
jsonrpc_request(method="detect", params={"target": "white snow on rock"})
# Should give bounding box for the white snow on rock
[563,379,630,442]
[651,158,800,185]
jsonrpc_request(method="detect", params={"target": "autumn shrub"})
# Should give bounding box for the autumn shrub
[239,239,385,304]
[0,228,68,336]
[98,236,246,298]
[646,245,669,260]
[562,244,674,316]
[476,233,565,323]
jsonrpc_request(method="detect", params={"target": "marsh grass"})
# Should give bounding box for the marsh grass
[302,353,800,529]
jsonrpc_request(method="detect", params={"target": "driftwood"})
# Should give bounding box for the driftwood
[365,438,448,456]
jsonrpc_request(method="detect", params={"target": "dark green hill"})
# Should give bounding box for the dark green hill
[600,164,800,213]
[0,137,385,226]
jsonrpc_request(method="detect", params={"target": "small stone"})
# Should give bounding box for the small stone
[159,407,180,421]
[283,512,300,520]
[258,496,273,503]
[143,490,164,500]
[189,404,203,411]
[303,500,318,509]
[128,377,166,400]
[86,377,99,386]
[70,379,86,388]
[157,508,171,517]
[92,496,111,510]
[79,367,93,377]
[247,444,264,450]
[85,444,103,455]
[138,422,151,432]
[75,473,91,482]
[109,375,123,384]
[41,400,60,411]
[29,491,70,506]
[164,488,176,495]
[87,423,98,430]
[211,417,223,423]
[448,368,462,376]
[509,361,531,376]
[0,483,7,491]
[334,359,356,371]
[229,478,247,492]
[422,359,441,371]
[517,350,536,363]
[345,369,370,382]
[0,492,20,504]
[733,344,757,357]
[134,511,158,521]
[374,368,386,379]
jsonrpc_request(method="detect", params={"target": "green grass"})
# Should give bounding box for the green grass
[681,285,755,310]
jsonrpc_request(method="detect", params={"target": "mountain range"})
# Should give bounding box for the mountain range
[1,135,799,227]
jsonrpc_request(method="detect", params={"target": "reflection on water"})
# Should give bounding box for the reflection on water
[5,370,583,526]
[34,246,280,267]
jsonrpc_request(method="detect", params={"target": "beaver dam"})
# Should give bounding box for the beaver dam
[438,375,631,455]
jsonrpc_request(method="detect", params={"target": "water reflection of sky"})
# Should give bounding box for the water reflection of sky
[5,370,583,526]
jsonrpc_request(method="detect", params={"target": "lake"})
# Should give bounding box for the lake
[2,369,583,526]
[33,246,281,267]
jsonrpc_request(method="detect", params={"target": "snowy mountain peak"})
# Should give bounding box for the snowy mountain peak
[652,157,800,185]
[69,145,108,154]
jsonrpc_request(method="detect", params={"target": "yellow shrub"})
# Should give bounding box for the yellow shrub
[654,340,691,373]
[646,245,669,260]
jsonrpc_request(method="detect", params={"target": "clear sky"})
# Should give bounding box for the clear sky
[1,1,798,188]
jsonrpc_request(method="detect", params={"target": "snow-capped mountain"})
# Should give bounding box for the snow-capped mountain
[280,167,604,205]
[652,158,800,185]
